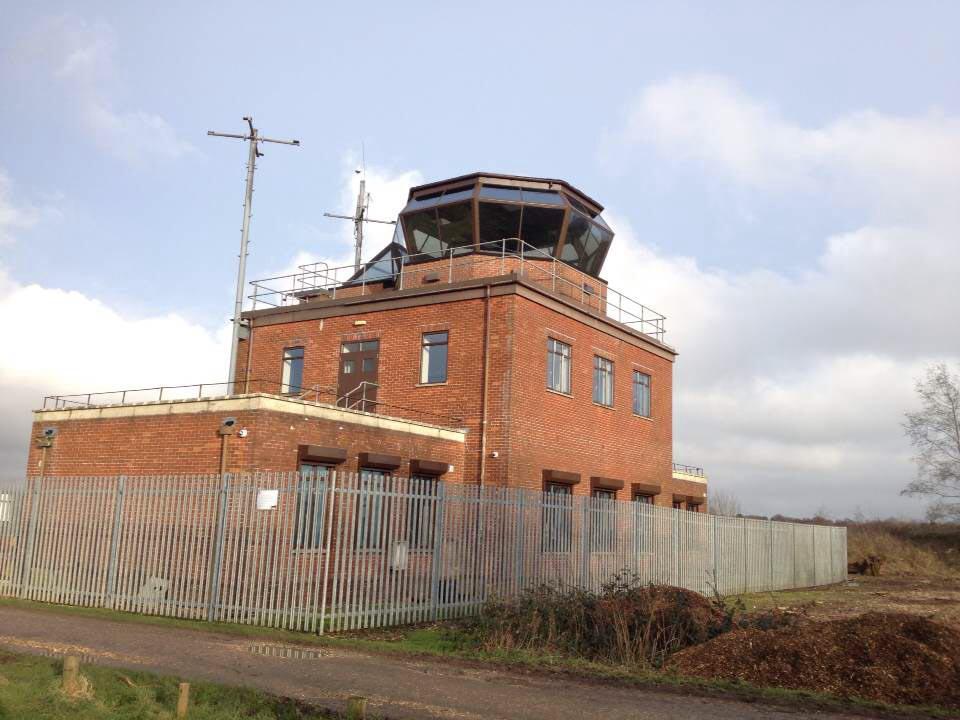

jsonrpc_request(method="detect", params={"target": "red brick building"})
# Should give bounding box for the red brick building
[29,173,707,509]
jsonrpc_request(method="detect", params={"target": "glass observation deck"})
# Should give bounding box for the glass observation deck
[397,173,613,278]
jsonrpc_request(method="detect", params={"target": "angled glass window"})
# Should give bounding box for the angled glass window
[281,347,304,393]
[520,189,565,206]
[479,185,524,202]
[436,202,473,250]
[403,209,442,256]
[560,210,591,267]
[294,464,329,549]
[520,205,564,257]
[593,355,614,407]
[546,338,571,394]
[402,191,443,212]
[633,371,651,417]
[420,331,448,384]
[439,186,475,203]
[478,201,522,251]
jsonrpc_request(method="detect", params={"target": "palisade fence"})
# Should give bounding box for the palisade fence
[0,474,847,634]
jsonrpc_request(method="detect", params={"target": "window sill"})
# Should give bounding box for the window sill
[632,413,653,422]
[592,401,615,411]
[545,388,573,398]
[415,381,448,388]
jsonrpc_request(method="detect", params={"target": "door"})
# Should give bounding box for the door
[338,339,379,412]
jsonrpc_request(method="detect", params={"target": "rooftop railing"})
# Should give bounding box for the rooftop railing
[248,238,667,342]
[672,463,706,478]
[41,379,464,428]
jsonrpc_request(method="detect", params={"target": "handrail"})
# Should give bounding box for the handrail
[672,463,706,478]
[247,237,667,341]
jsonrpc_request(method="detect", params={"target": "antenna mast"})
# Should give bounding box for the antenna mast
[324,158,396,272]
[208,116,300,389]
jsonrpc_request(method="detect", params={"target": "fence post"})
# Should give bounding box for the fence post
[672,509,680,588]
[581,497,591,590]
[317,470,338,635]
[792,523,797,588]
[429,483,446,621]
[105,476,127,607]
[206,473,231,622]
[768,520,774,592]
[17,478,42,598]
[515,490,525,591]
[741,517,748,593]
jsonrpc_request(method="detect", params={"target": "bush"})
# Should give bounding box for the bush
[463,573,730,667]
[847,523,956,576]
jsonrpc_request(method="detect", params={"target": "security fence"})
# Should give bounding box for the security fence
[0,474,847,634]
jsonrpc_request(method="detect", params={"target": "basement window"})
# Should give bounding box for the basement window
[420,331,448,384]
[542,482,573,553]
[281,347,304,394]
[407,476,439,549]
[294,464,329,550]
[356,469,388,550]
[590,488,616,552]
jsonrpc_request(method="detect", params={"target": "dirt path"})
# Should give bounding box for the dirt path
[0,606,875,720]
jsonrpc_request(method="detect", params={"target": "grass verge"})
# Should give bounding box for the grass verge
[0,649,332,719]
[0,596,954,720]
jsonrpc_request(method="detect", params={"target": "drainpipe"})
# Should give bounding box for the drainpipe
[243,317,255,394]
[477,285,492,487]
[218,417,237,474]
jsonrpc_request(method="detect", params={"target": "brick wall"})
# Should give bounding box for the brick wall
[27,406,466,481]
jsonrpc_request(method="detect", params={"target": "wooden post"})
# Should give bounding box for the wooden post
[176,682,190,718]
[62,655,80,694]
[346,696,367,720]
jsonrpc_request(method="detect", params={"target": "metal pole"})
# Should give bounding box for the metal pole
[227,134,258,389]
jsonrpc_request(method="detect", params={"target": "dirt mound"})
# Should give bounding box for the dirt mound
[670,611,960,709]
[468,578,728,666]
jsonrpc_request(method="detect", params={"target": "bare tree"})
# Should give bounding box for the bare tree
[903,363,960,521]
[708,488,742,517]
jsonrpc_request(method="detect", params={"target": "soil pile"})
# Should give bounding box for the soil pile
[469,579,727,666]
[670,611,960,708]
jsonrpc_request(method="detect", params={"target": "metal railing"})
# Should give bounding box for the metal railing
[42,380,464,428]
[248,238,667,341]
[0,474,847,634]
[672,463,706,478]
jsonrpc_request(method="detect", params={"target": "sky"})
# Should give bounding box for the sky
[1,1,958,518]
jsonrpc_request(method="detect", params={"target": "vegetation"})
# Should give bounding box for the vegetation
[903,363,960,521]
[0,651,331,719]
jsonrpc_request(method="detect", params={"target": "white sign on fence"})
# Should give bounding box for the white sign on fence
[256,489,279,510]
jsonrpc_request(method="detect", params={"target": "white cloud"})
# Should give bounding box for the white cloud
[8,15,195,165]
[604,76,960,518]
[0,265,228,477]
[0,171,42,245]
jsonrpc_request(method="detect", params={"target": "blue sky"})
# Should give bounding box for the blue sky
[1,1,958,517]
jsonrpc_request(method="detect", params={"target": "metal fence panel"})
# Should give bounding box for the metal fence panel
[0,474,847,634]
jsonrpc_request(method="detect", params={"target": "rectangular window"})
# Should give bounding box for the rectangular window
[293,464,329,549]
[281,347,304,393]
[407,476,439,549]
[633,371,651,417]
[420,331,448,384]
[356,469,388,550]
[590,488,616,552]
[541,482,573,552]
[672,500,684,511]
[593,356,614,407]
[546,338,572,394]
[632,493,654,505]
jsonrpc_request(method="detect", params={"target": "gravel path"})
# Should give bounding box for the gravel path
[0,605,869,719]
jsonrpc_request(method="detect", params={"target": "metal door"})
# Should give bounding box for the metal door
[338,339,379,412]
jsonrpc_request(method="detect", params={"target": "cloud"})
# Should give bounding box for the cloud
[7,15,195,165]
[604,76,960,518]
[0,265,229,478]
[616,74,960,222]
[0,171,42,245]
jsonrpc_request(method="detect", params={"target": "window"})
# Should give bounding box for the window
[633,371,651,418]
[541,482,573,552]
[590,488,616,552]
[546,338,571,394]
[672,500,684,511]
[281,347,304,393]
[593,356,614,407]
[356,469,388,550]
[420,331,448,384]
[633,493,654,505]
[407,476,439,549]
[293,464,329,549]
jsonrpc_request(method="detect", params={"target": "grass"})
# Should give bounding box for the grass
[0,592,955,720]
[0,650,331,719]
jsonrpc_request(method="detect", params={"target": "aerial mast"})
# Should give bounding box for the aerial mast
[208,116,300,389]
[324,158,396,273]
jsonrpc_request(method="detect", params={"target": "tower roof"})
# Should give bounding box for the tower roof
[396,172,614,278]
